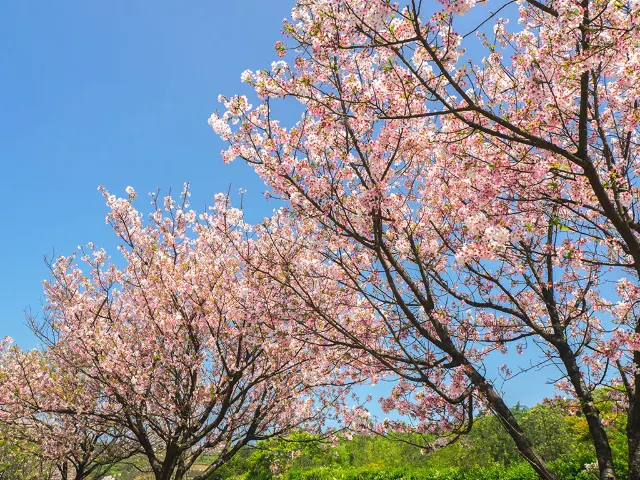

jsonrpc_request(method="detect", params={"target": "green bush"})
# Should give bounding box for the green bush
[280,460,608,480]
[210,401,629,480]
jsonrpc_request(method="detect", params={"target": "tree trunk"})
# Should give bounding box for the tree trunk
[59,461,68,480]
[553,341,616,480]
[75,465,86,480]
[174,456,188,480]
[627,352,640,480]
[154,453,180,480]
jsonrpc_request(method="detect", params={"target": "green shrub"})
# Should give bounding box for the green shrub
[279,459,613,480]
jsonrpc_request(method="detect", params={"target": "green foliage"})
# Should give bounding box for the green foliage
[435,403,581,468]
[334,434,426,469]
[0,437,49,480]
[212,402,629,480]
[215,432,335,480]
[281,464,540,480]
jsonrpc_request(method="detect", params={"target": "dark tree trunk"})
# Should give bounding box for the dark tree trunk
[627,352,640,480]
[75,465,86,480]
[554,341,616,480]
[174,456,188,480]
[154,451,181,480]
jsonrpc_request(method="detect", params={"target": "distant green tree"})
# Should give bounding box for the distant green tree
[0,436,51,480]
[214,432,332,480]
[428,404,579,468]
[521,406,579,463]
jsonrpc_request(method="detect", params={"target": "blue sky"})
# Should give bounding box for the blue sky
[0,1,553,407]
[0,1,294,348]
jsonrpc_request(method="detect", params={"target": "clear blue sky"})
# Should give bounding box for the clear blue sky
[0,1,553,407]
[0,1,294,348]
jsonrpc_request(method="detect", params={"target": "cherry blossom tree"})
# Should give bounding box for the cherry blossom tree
[210,1,640,479]
[0,340,133,480]
[29,186,349,480]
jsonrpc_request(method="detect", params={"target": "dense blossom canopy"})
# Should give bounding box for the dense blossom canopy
[2,187,356,480]
[211,1,640,479]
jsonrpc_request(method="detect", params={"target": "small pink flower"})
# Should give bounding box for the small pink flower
[274,40,286,57]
